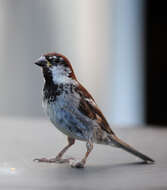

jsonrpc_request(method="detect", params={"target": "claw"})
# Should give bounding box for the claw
[70,160,85,168]
[33,157,75,164]
[33,157,55,163]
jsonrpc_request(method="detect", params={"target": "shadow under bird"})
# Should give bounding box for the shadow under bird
[34,52,154,168]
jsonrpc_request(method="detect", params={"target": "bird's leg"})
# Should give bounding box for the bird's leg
[55,137,75,163]
[34,137,75,163]
[70,141,93,168]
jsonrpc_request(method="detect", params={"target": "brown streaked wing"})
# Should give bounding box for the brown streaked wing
[76,83,115,135]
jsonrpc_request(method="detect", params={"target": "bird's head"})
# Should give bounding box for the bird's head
[34,52,76,84]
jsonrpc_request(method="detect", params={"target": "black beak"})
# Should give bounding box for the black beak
[34,56,47,67]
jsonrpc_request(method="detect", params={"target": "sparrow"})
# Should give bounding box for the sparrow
[34,52,154,168]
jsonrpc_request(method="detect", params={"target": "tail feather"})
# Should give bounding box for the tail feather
[110,135,154,163]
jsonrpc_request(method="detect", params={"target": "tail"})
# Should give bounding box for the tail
[110,135,154,163]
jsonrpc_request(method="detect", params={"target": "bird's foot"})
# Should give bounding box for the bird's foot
[33,156,75,164]
[70,159,85,169]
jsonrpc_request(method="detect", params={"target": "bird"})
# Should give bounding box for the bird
[34,52,154,168]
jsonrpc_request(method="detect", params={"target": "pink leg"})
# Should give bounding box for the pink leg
[70,141,93,168]
[34,137,75,164]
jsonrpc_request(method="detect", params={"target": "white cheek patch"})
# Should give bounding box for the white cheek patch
[51,65,74,84]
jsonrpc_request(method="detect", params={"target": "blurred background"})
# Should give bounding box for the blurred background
[0,0,166,127]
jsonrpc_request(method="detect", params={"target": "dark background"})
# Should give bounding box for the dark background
[145,0,167,126]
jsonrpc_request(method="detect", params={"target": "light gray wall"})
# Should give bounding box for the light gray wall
[0,0,144,126]
[111,0,145,125]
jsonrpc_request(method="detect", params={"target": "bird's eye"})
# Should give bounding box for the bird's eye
[45,56,53,62]
[48,56,54,61]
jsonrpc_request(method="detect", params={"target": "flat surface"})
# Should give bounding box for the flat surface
[0,118,167,190]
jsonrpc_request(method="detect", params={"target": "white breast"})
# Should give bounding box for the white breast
[42,92,88,140]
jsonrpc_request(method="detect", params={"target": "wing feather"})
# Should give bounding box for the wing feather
[76,83,115,135]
